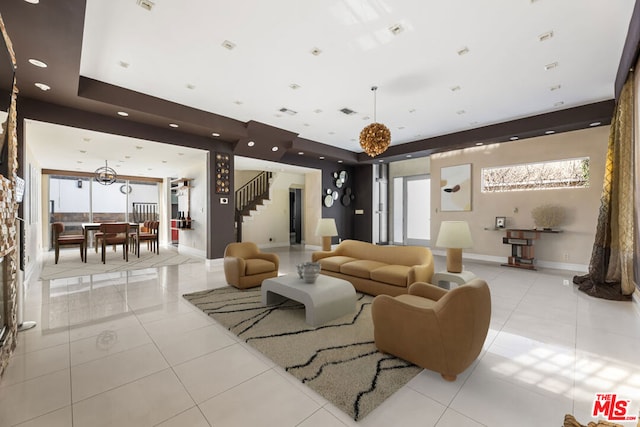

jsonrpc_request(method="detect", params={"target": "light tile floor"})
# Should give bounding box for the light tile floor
[1,246,640,426]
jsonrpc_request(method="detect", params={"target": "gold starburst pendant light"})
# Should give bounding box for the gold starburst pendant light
[359,86,391,157]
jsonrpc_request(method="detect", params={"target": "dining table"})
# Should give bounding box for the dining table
[82,223,140,262]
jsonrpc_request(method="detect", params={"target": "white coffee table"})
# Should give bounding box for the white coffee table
[261,274,356,326]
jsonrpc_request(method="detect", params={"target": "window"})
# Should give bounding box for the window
[481,157,590,193]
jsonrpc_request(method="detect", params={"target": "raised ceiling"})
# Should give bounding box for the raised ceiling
[0,0,637,173]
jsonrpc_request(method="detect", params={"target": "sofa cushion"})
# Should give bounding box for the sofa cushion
[340,260,388,279]
[317,256,358,273]
[245,259,276,275]
[371,265,411,287]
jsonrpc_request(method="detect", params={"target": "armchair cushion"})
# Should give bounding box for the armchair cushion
[245,258,277,275]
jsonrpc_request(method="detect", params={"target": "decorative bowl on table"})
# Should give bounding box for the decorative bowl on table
[296,262,321,284]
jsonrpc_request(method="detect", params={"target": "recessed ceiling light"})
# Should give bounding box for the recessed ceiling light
[310,47,322,56]
[538,31,554,42]
[298,152,304,155]
[303,123,310,127]
[28,58,47,68]
[457,46,470,56]
[23,0,39,4]
[545,130,556,134]
[125,156,131,159]
[118,60,130,68]
[450,86,461,92]
[510,136,519,141]
[76,160,83,164]
[475,142,484,146]
[362,116,370,121]
[319,156,325,160]
[589,122,601,127]
[212,132,220,137]
[34,82,50,91]
[388,23,404,35]
[544,62,559,71]
[314,109,323,114]
[83,137,91,142]
[79,150,86,153]
[271,146,279,152]
[329,131,335,135]
[136,0,154,11]
[135,146,143,150]
[178,153,184,156]
[554,101,565,107]
[162,160,167,163]
[289,83,301,90]
[408,108,416,113]
[550,84,561,91]
[456,110,466,115]
[247,141,255,147]
[378,159,384,163]
[186,83,196,90]
[406,155,412,158]
[222,40,236,50]
[234,100,243,105]
[117,111,129,117]
[340,108,357,115]
[338,160,343,163]
[169,123,179,128]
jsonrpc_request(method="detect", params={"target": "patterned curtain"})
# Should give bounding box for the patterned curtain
[573,71,637,300]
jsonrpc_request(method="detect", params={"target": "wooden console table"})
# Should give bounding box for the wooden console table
[501,228,561,270]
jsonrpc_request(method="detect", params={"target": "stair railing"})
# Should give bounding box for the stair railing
[235,171,272,241]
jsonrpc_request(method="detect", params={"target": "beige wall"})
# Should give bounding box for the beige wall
[305,170,322,248]
[242,172,305,246]
[176,156,208,257]
[430,126,609,269]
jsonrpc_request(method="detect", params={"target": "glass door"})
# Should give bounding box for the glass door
[393,175,430,246]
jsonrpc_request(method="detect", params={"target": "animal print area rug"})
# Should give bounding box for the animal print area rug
[183,286,421,421]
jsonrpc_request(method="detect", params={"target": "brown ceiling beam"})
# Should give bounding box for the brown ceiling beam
[358,100,614,163]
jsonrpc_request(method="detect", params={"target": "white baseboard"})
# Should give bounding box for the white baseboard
[430,249,588,272]
[177,244,206,259]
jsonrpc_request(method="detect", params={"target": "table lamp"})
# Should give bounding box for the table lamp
[435,221,473,273]
[315,218,338,251]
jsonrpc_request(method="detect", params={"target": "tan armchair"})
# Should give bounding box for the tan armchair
[224,242,279,289]
[371,279,491,381]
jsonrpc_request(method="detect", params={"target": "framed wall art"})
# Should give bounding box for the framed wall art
[215,152,230,194]
[440,163,471,211]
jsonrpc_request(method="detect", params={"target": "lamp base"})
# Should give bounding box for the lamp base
[322,236,332,251]
[446,248,463,273]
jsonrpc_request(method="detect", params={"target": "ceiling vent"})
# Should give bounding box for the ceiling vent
[136,0,154,11]
[279,107,297,115]
[340,108,357,115]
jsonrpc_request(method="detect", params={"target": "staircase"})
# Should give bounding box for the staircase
[235,171,273,242]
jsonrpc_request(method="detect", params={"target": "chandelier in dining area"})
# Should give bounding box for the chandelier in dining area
[94,160,117,185]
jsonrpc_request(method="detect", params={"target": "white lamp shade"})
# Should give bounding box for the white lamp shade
[315,218,338,237]
[435,221,473,248]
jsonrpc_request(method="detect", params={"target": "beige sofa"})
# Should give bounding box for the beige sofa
[311,240,434,296]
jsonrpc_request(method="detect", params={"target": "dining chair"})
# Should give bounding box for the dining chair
[99,222,130,263]
[52,222,85,264]
[133,220,160,255]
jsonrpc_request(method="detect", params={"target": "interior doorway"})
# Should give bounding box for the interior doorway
[289,188,302,244]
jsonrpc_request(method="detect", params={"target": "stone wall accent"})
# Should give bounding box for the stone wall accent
[0,10,19,378]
